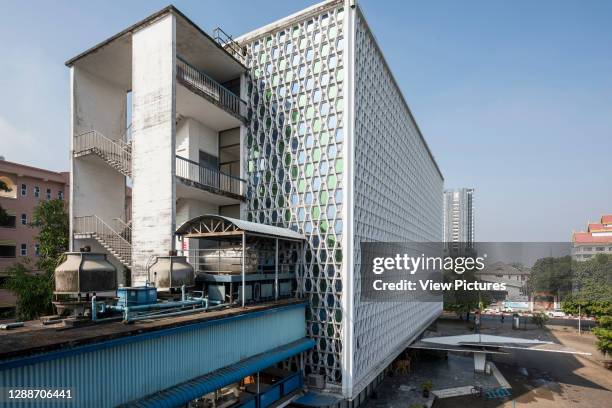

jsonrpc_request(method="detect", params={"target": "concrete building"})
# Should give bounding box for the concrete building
[0,159,69,272]
[66,0,443,402]
[443,188,474,254]
[475,261,530,302]
[571,214,612,261]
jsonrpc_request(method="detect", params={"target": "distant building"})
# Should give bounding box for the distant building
[0,160,69,272]
[571,214,612,261]
[475,261,530,301]
[443,188,475,254]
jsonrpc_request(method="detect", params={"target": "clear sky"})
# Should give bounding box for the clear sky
[0,0,610,241]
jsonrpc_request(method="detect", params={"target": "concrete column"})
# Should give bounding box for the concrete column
[131,14,177,284]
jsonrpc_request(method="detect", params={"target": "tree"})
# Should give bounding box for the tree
[3,263,54,321]
[592,316,612,356]
[30,198,69,273]
[0,179,10,224]
[531,311,549,328]
[524,256,573,298]
[3,199,69,320]
[561,255,612,317]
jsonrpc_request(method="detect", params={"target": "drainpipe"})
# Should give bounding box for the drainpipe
[91,295,97,321]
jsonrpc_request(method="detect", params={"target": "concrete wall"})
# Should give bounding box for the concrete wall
[131,14,176,283]
[175,117,218,162]
[70,66,127,250]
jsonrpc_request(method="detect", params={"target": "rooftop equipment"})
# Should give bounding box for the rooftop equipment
[148,253,195,292]
[54,251,117,294]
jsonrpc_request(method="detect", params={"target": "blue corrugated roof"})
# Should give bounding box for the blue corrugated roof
[123,337,315,407]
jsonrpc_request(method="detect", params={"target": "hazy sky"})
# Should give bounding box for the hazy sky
[0,0,610,241]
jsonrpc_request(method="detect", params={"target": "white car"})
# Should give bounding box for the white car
[547,309,566,318]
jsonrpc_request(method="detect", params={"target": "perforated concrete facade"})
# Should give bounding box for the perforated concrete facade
[240,0,443,399]
[351,8,444,394]
[243,2,346,386]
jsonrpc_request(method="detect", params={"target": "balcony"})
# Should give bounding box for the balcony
[176,56,247,123]
[175,155,245,202]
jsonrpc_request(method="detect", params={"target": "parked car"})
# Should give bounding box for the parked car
[547,309,567,318]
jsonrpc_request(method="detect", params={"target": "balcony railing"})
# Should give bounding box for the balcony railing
[175,155,245,199]
[176,56,247,121]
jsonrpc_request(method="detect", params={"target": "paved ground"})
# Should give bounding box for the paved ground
[432,316,612,408]
[361,315,611,408]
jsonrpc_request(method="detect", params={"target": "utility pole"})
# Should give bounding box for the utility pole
[578,304,581,335]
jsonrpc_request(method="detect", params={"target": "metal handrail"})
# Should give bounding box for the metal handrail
[74,130,132,177]
[212,27,246,65]
[74,215,132,265]
[176,56,247,120]
[175,155,245,197]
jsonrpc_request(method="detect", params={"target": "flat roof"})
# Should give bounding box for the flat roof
[0,299,304,362]
[0,160,68,184]
[65,5,247,74]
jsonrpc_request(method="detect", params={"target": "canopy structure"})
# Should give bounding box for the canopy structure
[176,215,305,307]
[176,214,305,241]
[410,333,591,373]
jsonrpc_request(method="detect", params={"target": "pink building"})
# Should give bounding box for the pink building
[0,159,69,273]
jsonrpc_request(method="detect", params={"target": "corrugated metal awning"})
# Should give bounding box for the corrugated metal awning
[176,214,305,241]
[124,337,314,407]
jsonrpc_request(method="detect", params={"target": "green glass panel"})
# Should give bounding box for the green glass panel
[313,119,321,132]
[291,166,298,179]
[335,159,343,173]
[312,206,320,219]
[329,85,337,98]
[320,220,328,232]
[321,132,330,145]
[335,249,342,263]
[306,163,314,177]
[320,191,328,205]
[328,174,337,188]
[313,148,321,161]
[336,69,343,82]
[298,179,305,192]
[336,97,343,111]
[285,153,292,166]
[306,107,314,119]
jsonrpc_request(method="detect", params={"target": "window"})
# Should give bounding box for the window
[0,214,16,228]
[58,190,64,200]
[596,247,605,251]
[20,214,27,225]
[21,183,27,196]
[20,243,27,256]
[35,244,40,256]
[0,245,16,258]
[46,188,51,200]
[34,186,40,198]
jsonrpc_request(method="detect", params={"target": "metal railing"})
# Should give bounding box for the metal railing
[212,27,246,65]
[175,155,245,198]
[73,215,132,267]
[178,248,297,275]
[176,56,247,120]
[73,130,132,177]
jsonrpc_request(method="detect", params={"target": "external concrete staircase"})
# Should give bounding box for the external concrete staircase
[73,129,132,177]
[73,215,132,269]
[72,130,132,268]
